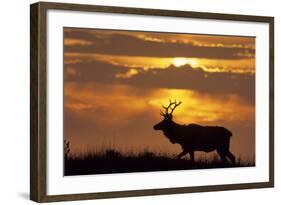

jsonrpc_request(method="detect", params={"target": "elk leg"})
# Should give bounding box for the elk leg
[226,151,236,164]
[177,150,188,159]
[189,151,195,162]
[217,150,227,164]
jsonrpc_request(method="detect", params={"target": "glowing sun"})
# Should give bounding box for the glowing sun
[172,58,188,67]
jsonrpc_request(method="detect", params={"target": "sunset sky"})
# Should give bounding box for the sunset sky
[64,28,255,161]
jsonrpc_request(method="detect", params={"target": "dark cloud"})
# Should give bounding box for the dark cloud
[64,30,254,60]
[64,28,101,41]
[65,61,127,83]
[121,65,255,105]
[65,61,255,105]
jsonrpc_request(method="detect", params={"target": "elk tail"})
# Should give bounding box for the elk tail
[228,130,233,138]
[225,129,232,138]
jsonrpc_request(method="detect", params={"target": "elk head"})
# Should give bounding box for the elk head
[153,99,182,131]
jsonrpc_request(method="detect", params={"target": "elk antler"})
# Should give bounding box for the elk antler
[160,99,182,116]
[170,100,182,114]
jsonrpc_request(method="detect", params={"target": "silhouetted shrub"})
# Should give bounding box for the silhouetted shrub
[64,147,255,176]
[64,140,70,159]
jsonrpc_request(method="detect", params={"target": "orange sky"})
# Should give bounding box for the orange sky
[64,28,255,161]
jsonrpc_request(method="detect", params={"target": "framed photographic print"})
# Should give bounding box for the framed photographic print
[30,2,274,202]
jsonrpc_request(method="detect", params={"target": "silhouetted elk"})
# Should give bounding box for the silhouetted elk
[153,100,236,164]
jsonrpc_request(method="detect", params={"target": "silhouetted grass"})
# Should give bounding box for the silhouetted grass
[64,148,255,176]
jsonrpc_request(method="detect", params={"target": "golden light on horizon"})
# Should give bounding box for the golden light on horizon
[188,59,199,68]
[65,53,254,74]
[172,57,189,67]
[65,81,254,129]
